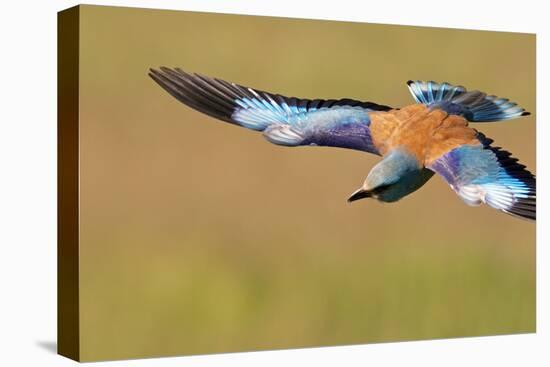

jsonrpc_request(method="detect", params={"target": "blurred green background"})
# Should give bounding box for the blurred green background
[77,5,536,361]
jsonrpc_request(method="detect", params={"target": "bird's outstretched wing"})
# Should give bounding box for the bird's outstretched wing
[149,67,392,154]
[407,80,530,122]
[426,133,536,221]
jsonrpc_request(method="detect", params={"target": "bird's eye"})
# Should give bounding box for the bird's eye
[372,184,392,193]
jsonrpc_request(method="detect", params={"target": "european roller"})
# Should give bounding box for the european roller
[149,67,536,221]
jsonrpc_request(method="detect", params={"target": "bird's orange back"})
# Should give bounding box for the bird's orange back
[369,104,479,166]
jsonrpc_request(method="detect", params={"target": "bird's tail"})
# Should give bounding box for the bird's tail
[406,80,530,122]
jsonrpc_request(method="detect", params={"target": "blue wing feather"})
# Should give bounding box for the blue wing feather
[150,67,392,154]
[427,133,535,220]
[407,80,530,122]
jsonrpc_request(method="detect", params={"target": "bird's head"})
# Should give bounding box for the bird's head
[347,149,431,203]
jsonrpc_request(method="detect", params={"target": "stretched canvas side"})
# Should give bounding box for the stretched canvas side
[57,5,80,362]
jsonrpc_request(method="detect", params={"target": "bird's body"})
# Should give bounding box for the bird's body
[149,68,536,221]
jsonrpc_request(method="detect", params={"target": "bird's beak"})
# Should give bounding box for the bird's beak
[347,188,372,203]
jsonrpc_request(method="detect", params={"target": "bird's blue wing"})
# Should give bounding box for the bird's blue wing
[427,133,535,221]
[149,67,392,154]
[407,80,530,122]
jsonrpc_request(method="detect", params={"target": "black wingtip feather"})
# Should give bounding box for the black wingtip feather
[149,68,237,123]
[504,203,536,221]
[149,67,393,125]
[475,131,536,222]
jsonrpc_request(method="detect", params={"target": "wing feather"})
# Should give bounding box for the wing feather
[427,133,535,221]
[150,67,392,154]
[406,80,530,122]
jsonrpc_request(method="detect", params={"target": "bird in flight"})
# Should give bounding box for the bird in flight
[149,67,536,221]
